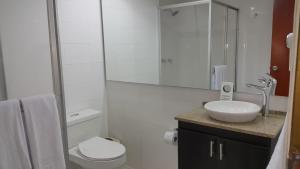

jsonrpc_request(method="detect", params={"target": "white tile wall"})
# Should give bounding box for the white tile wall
[0,0,54,99]
[56,0,106,116]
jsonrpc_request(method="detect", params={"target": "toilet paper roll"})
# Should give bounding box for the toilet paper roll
[164,130,178,145]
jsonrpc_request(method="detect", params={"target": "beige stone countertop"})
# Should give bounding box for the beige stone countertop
[175,107,286,139]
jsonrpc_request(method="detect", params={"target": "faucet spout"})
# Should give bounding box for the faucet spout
[246,84,265,90]
[246,74,277,117]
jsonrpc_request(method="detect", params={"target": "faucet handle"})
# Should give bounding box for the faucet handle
[262,73,277,95]
[263,73,277,86]
[246,83,265,91]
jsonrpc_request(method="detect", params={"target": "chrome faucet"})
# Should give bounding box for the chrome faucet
[246,73,277,117]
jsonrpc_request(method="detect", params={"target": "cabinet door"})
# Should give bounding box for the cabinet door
[178,129,218,169]
[217,138,270,169]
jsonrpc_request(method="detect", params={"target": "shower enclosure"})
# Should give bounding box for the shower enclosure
[160,0,238,89]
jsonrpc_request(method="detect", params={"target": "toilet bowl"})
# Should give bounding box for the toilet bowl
[69,137,126,169]
[66,109,126,169]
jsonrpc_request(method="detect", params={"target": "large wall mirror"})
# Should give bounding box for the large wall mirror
[102,0,293,96]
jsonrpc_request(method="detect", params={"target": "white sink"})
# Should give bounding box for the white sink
[204,101,261,123]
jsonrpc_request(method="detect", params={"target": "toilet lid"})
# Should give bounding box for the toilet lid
[78,137,126,161]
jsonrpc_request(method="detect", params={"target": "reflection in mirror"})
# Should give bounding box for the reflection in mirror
[160,1,237,89]
[103,0,160,85]
[211,3,237,90]
[103,0,293,96]
[160,3,211,89]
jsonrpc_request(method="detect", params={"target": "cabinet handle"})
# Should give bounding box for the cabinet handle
[210,140,214,158]
[219,143,224,161]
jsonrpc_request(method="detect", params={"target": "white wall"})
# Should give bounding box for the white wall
[0,0,54,99]
[107,81,287,169]
[103,0,160,85]
[56,0,106,116]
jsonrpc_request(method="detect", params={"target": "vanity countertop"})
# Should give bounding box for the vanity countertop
[175,107,285,139]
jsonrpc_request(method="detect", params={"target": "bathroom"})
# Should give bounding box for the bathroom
[0,0,300,169]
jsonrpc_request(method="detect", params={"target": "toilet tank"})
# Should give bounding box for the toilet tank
[67,109,103,148]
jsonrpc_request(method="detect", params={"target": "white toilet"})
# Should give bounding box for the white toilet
[67,109,126,169]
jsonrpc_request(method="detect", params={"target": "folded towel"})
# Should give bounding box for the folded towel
[22,94,66,169]
[211,65,227,90]
[0,99,32,169]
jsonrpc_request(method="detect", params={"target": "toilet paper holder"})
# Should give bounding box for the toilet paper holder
[164,128,178,145]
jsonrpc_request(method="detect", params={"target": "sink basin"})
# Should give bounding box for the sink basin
[204,101,261,123]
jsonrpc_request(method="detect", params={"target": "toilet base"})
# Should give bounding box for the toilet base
[70,161,125,169]
[69,147,126,169]
[69,157,126,169]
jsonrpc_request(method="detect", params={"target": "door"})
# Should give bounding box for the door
[270,0,295,96]
[178,129,218,169]
[217,138,270,169]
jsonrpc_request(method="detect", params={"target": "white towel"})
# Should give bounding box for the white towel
[0,99,32,169]
[211,65,227,90]
[266,116,288,169]
[21,94,66,169]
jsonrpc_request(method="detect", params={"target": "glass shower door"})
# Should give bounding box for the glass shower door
[160,3,210,89]
[210,2,238,89]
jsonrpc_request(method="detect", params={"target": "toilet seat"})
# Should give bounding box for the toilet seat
[69,147,126,169]
[78,137,126,161]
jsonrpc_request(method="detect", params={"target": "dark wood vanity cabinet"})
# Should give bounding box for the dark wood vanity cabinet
[216,137,270,169]
[178,122,278,169]
[179,129,218,169]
